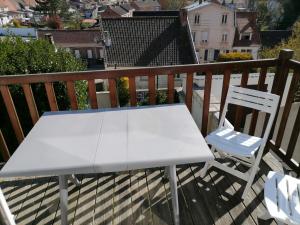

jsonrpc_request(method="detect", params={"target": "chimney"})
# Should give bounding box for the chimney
[44,33,55,45]
[179,8,188,26]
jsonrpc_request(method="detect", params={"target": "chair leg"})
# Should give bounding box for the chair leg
[241,167,257,199]
[259,211,272,220]
[200,161,210,178]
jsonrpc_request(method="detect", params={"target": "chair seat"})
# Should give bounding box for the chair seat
[205,127,262,157]
[264,171,300,225]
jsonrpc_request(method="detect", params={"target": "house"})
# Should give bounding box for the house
[37,30,105,69]
[101,13,196,89]
[184,0,236,62]
[232,11,261,59]
[260,30,292,48]
[131,0,161,11]
[100,4,133,18]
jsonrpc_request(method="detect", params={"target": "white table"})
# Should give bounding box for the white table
[0,104,213,225]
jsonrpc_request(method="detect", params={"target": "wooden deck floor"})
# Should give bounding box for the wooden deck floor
[0,154,283,225]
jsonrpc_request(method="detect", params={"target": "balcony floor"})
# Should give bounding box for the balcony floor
[0,154,282,225]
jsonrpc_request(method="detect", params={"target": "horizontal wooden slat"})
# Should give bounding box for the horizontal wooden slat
[201,71,212,136]
[108,79,118,108]
[66,81,78,110]
[0,59,278,85]
[249,67,267,135]
[167,74,174,104]
[0,85,24,143]
[0,129,10,161]
[88,80,98,109]
[22,84,39,124]
[129,77,137,107]
[185,73,193,112]
[148,75,156,105]
[44,82,58,111]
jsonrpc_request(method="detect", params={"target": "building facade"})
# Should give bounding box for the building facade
[185,1,236,63]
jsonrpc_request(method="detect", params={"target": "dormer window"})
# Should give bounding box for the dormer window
[240,32,252,41]
[221,14,228,24]
[194,14,200,24]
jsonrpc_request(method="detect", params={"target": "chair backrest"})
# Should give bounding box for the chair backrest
[219,86,280,142]
[0,188,15,225]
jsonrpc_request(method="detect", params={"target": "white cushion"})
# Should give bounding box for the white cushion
[205,127,262,157]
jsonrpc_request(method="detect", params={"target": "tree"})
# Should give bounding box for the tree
[260,21,300,102]
[0,37,87,153]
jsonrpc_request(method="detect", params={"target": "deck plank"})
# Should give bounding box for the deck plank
[0,159,285,225]
[113,172,133,225]
[146,169,173,225]
[94,173,115,225]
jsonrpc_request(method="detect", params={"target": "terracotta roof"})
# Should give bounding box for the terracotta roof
[120,3,134,12]
[37,30,103,48]
[260,30,292,48]
[233,11,261,47]
[102,16,196,67]
[131,0,161,11]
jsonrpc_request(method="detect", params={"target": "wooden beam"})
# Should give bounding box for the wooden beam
[167,74,174,104]
[0,129,10,161]
[201,71,212,136]
[66,81,78,110]
[185,73,193,112]
[220,69,231,121]
[22,84,39,124]
[148,75,156,105]
[129,77,137,107]
[0,85,24,143]
[108,79,118,108]
[88,80,98,109]
[45,82,58,111]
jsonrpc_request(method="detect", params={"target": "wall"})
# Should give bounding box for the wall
[187,3,235,62]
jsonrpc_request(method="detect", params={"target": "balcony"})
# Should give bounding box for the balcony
[0,49,299,224]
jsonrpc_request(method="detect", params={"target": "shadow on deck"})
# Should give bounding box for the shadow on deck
[0,153,284,225]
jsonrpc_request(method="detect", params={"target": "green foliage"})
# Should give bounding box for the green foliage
[217,52,253,62]
[117,78,130,107]
[138,90,180,106]
[260,21,300,61]
[0,37,87,153]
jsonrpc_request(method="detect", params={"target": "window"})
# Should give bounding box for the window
[192,31,196,42]
[247,49,252,53]
[222,32,228,42]
[214,49,220,60]
[201,31,208,43]
[87,49,93,59]
[194,14,200,24]
[99,49,104,58]
[241,49,246,53]
[240,32,252,40]
[221,14,228,24]
[74,50,80,59]
[204,49,208,61]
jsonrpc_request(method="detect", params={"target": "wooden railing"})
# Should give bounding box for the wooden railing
[0,49,299,174]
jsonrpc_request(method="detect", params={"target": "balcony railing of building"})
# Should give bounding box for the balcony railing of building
[0,49,299,174]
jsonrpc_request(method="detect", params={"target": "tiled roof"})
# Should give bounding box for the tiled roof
[133,10,180,17]
[109,5,128,16]
[37,30,103,48]
[102,17,196,67]
[233,11,261,47]
[260,30,292,48]
[120,3,134,12]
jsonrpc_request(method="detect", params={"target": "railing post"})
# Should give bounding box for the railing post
[267,49,293,149]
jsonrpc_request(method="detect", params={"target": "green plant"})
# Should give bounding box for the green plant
[217,52,253,62]
[12,19,21,28]
[117,78,130,107]
[0,37,87,154]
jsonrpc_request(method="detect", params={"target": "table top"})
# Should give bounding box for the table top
[0,104,213,177]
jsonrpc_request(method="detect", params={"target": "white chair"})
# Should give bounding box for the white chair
[201,86,280,199]
[0,188,15,225]
[263,171,300,225]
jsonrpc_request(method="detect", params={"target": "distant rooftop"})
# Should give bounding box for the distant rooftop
[133,10,180,17]
[102,16,196,67]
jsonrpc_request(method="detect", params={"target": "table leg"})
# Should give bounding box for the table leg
[68,174,80,187]
[168,165,180,225]
[59,175,68,225]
